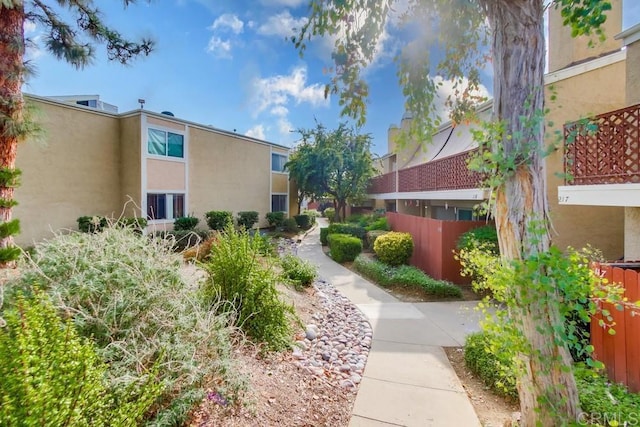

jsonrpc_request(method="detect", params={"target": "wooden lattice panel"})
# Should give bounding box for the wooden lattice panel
[565,104,640,185]
[397,149,483,192]
[368,171,396,194]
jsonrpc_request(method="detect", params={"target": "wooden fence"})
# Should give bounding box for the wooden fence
[590,263,640,392]
[386,212,487,283]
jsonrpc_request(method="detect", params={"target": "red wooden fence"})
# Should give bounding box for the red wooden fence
[386,212,488,284]
[591,263,640,392]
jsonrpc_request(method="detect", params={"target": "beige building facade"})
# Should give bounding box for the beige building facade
[15,95,291,245]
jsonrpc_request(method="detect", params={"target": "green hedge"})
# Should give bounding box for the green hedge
[373,231,413,266]
[294,214,311,229]
[365,230,389,249]
[282,217,299,233]
[77,216,147,233]
[327,233,362,263]
[237,211,259,229]
[457,225,499,253]
[205,211,233,230]
[320,227,329,246]
[266,211,285,228]
[173,216,199,231]
[327,223,366,240]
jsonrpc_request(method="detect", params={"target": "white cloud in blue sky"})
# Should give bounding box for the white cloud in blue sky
[210,13,244,34]
[257,10,307,38]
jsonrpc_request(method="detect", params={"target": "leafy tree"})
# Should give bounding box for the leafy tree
[286,123,375,222]
[294,0,614,424]
[0,1,153,264]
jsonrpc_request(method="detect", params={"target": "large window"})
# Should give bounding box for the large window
[148,128,184,158]
[271,153,287,172]
[147,193,185,220]
[271,194,287,212]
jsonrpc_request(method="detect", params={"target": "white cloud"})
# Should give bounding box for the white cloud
[245,124,266,139]
[258,0,307,7]
[258,10,308,38]
[270,105,289,117]
[251,66,328,116]
[206,37,232,58]
[24,20,37,34]
[210,14,244,34]
[277,117,293,134]
[431,75,491,117]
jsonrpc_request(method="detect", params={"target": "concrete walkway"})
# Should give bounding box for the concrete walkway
[297,219,483,427]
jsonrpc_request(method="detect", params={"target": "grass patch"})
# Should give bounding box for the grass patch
[353,255,462,298]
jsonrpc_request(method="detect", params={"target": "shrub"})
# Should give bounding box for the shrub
[346,213,365,224]
[365,230,389,249]
[156,229,210,252]
[457,225,499,253]
[0,292,162,426]
[205,210,233,230]
[281,254,317,289]
[366,216,390,231]
[464,331,518,399]
[116,217,148,232]
[237,211,259,230]
[373,232,414,266]
[283,217,299,233]
[77,215,108,233]
[327,233,362,263]
[174,215,199,231]
[183,235,217,262]
[320,227,329,246]
[301,210,318,225]
[327,223,367,240]
[353,254,392,286]
[266,211,285,228]
[323,207,336,222]
[202,225,296,351]
[293,214,311,229]
[10,228,245,425]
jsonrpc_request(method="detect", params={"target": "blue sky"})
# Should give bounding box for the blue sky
[23,1,640,156]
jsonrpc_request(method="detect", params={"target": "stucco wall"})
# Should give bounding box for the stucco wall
[15,99,122,245]
[119,115,141,216]
[545,60,626,259]
[626,42,640,105]
[188,127,273,227]
[271,173,288,194]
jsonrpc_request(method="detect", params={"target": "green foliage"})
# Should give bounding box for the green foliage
[365,216,390,231]
[173,215,199,231]
[282,217,299,233]
[456,225,498,253]
[0,167,21,188]
[353,255,462,298]
[205,210,233,231]
[202,225,296,351]
[237,211,259,230]
[327,233,362,263]
[116,216,147,232]
[302,209,319,225]
[0,292,161,427]
[373,232,413,266]
[280,254,317,289]
[365,230,389,249]
[77,216,146,234]
[464,331,518,399]
[327,223,366,240]
[77,215,108,233]
[320,227,329,246]
[323,207,336,222]
[266,211,286,228]
[293,214,311,229]
[155,229,210,252]
[9,228,245,425]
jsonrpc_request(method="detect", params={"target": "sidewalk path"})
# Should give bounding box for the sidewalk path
[297,219,483,427]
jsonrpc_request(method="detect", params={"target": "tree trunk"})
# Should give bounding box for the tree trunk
[480,0,580,424]
[0,4,24,265]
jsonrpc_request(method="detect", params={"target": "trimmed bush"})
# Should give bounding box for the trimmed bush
[464,331,518,399]
[282,217,299,233]
[320,227,329,246]
[327,233,362,263]
[327,223,366,240]
[281,254,317,289]
[173,216,199,231]
[78,216,147,234]
[202,225,296,351]
[301,210,318,225]
[294,214,311,229]
[237,211,259,230]
[323,207,336,222]
[205,210,233,230]
[0,292,161,426]
[155,229,210,252]
[366,216,390,231]
[373,232,414,266]
[77,215,108,233]
[266,211,285,228]
[365,230,389,249]
[457,225,499,253]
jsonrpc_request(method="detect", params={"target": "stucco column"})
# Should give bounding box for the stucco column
[624,207,640,261]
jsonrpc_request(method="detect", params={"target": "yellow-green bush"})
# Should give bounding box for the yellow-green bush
[327,233,362,263]
[373,231,413,266]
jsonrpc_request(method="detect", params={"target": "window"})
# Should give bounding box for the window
[147,193,185,220]
[148,128,184,158]
[271,194,287,212]
[271,153,287,172]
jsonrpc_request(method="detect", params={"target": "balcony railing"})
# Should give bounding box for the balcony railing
[564,103,640,185]
[368,149,483,194]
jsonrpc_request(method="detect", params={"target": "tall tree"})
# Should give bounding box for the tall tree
[286,123,375,222]
[0,1,153,264]
[294,0,613,424]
